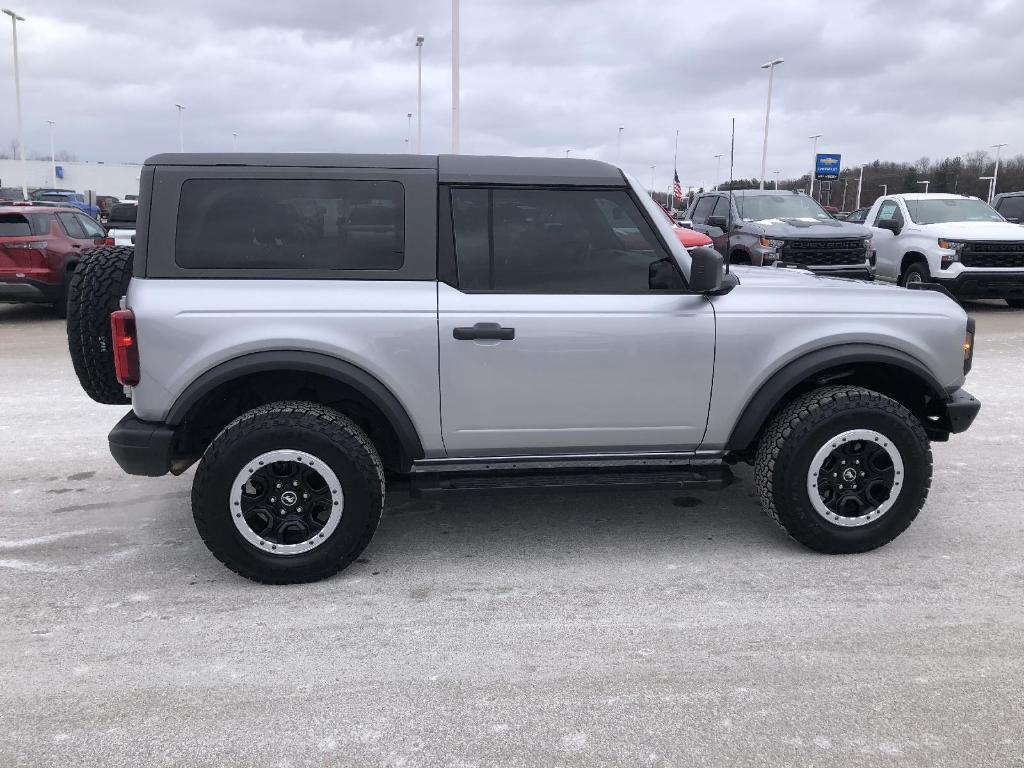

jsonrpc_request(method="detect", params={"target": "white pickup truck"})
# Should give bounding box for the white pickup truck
[866,193,1024,308]
[103,202,137,246]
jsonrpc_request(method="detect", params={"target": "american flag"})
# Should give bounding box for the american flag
[672,169,682,202]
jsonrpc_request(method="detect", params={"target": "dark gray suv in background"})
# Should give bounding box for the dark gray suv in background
[682,189,875,278]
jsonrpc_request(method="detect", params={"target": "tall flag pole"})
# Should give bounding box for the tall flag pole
[671,129,679,211]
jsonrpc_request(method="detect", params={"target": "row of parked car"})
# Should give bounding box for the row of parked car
[670,188,1024,308]
[0,195,137,316]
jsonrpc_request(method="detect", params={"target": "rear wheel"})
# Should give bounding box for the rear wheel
[192,401,385,584]
[66,246,134,404]
[754,385,932,554]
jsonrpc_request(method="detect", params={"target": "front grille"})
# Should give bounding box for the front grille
[780,238,867,267]
[961,241,1024,268]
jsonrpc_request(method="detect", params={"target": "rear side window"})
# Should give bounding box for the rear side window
[450,187,681,292]
[0,213,50,236]
[107,204,137,225]
[175,178,405,270]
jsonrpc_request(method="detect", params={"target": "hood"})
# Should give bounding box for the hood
[747,217,871,238]
[730,264,903,291]
[913,220,1024,240]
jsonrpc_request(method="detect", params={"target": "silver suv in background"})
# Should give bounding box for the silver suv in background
[682,189,875,278]
[65,153,979,584]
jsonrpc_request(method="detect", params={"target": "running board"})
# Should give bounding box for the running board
[408,462,734,497]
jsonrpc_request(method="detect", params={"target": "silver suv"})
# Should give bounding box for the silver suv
[682,189,875,278]
[66,153,980,584]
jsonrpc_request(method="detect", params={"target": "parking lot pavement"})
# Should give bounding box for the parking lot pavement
[0,301,1022,767]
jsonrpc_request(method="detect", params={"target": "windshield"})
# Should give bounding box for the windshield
[735,194,831,222]
[38,193,72,203]
[904,198,1004,224]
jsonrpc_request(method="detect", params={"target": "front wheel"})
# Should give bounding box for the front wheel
[192,401,385,584]
[754,386,932,554]
[899,261,930,287]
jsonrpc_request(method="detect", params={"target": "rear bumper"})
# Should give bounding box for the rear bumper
[936,271,1024,299]
[108,412,176,477]
[0,276,61,303]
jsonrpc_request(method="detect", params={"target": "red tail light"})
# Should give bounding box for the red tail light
[110,309,140,386]
[103,236,115,246]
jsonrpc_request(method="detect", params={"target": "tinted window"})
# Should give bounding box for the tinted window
[38,194,71,203]
[0,213,50,236]
[874,200,903,226]
[76,214,105,238]
[996,196,1024,221]
[450,187,681,292]
[175,178,405,270]
[107,204,137,225]
[846,208,867,223]
[58,212,87,238]
[710,196,731,219]
[690,196,717,224]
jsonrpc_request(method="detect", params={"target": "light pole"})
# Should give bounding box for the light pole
[451,0,459,153]
[616,126,624,164]
[565,149,571,158]
[855,164,864,210]
[649,165,655,196]
[879,183,887,198]
[415,35,424,153]
[990,143,1007,202]
[174,103,185,151]
[773,170,781,190]
[232,131,238,151]
[916,180,930,194]
[3,8,27,200]
[808,134,822,199]
[46,119,55,186]
[406,112,413,153]
[759,57,783,190]
[713,154,723,190]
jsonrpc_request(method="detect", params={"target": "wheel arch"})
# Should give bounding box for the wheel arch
[166,350,425,472]
[900,251,929,275]
[725,343,948,454]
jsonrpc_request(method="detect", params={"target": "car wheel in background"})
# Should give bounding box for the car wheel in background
[1006,299,1024,309]
[754,385,932,554]
[192,401,385,584]
[899,261,930,287]
[66,245,134,404]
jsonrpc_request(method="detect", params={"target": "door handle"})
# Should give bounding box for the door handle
[453,322,515,341]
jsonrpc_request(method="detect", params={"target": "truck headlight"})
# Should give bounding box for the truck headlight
[759,237,785,250]
[938,238,965,268]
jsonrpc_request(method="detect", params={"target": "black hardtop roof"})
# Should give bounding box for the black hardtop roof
[144,153,626,187]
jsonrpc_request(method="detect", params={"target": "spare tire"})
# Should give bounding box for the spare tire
[66,246,135,404]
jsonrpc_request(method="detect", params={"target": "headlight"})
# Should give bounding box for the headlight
[759,236,785,249]
[938,238,965,268]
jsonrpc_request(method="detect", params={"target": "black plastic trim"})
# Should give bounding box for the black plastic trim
[725,344,949,451]
[942,388,981,434]
[108,411,176,477]
[935,271,1024,299]
[164,351,425,460]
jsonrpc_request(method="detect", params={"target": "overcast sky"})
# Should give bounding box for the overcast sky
[2,0,1022,192]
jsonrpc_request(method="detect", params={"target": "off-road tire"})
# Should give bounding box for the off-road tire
[899,261,930,287]
[192,401,385,584]
[754,385,932,554]
[66,246,134,404]
[1006,298,1024,309]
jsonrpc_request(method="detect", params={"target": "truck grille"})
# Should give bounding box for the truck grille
[961,241,1024,269]
[780,239,867,267]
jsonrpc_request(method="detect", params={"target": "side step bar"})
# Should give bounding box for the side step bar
[408,459,734,497]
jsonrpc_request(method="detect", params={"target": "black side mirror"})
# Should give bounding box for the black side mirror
[877,218,901,235]
[688,245,726,293]
[706,215,728,230]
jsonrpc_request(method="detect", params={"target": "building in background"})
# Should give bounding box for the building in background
[0,158,141,199]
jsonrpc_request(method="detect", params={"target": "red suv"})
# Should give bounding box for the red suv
[0,204,107,316]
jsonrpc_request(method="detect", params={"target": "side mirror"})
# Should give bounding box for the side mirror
[706,215,728,230]
[688,245,727,293]
[877,218,901,235]
[677,219,694,229]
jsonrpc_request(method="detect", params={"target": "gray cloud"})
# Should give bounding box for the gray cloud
[1,0,1021,192]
